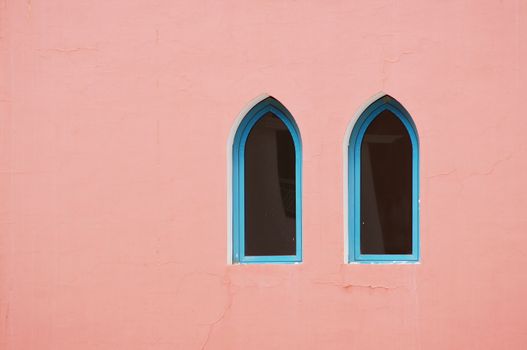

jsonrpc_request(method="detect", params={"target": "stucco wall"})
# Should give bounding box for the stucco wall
[1,1,526,349]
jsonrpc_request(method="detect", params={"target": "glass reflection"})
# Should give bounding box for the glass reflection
[244,113,296,256]
[360,110,412,254]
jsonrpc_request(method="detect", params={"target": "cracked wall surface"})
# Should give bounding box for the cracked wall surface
[1,0,527,349]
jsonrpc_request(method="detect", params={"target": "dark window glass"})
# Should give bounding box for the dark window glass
[360,110,412,254]
[244,113,296,256]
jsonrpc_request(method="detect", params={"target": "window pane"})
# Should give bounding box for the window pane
[244,113,296,256]
[360,110,412,254]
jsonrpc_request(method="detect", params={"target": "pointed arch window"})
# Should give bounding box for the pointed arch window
[348,96,419,262]
[232,97,302,264]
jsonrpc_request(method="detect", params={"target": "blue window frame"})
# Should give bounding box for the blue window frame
[348,95,419,263]
[232,97,302,264]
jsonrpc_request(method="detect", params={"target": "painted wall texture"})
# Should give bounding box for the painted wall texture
[1,1,527,349]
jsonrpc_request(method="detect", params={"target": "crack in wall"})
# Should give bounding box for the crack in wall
[38,46,99,54]
[199,276,234,350]
[381,50,415,88]
[313,280,401,292]
[466,154,513,178]
[426,169,457,180]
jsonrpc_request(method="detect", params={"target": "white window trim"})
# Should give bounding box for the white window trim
[226,93,270,264]
[343,91,388,263]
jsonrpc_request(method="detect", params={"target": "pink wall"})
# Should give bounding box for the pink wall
[1,1,527,349]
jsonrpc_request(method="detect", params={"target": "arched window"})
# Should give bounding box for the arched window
[348,95,419,262]
[232,97,302,264]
